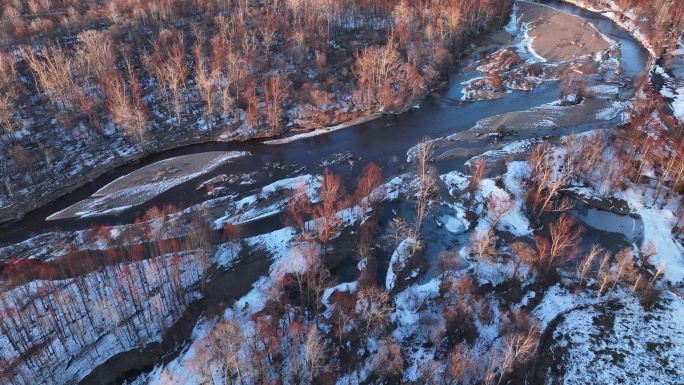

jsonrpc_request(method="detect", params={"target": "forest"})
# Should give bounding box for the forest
[1,0,684,384]
[0,0,512,222]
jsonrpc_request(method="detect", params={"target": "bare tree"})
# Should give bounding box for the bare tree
[575,245,603,297]
[562,132,604,182]
[352,162,385,219]
[356,285,393,344]
[303,324,327,383]
[11,145,36,182]
[499,315,541,384]
[640,261,666,305]
[204,319,250,384]
[20,45,75,111]
[382,217,413,251]
[354,220,379,263]
[263,74,290,133]
[469,229,496,276]
[193,36,219,126]
[105,72,148,149]
[486,190,515,230]
[559,73,588,104]
[146,30,189,124]
[354,42,403,109]
[469,157,489,189]
[596,250,613,297]
[0,51,19,148]
[526,143,573,218]
[511,215,583,280]
[283,177,313,233]
[76,30,115,89]
[1,158,14,201]
[0,92,19,148]
[413,136,437,247]
[510,241,536,281]
[608,248,637,294]
[437,249,464,280]
[545,213,584,275]
[445,343,478,385]
[373,337,404,380]
[312,169,348,245]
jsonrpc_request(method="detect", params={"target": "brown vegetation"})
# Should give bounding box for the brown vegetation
[0,0,514,220]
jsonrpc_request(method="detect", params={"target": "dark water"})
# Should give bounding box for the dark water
[0,1,650,249]
[11,2,646,384]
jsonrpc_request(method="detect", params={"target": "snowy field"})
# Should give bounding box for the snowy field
[534,286,684,384]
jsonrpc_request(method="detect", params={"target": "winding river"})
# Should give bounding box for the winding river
[0,1,650,248]
[0,1,653,383]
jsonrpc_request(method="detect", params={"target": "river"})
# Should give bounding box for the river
[0,1,651,383]
[0,1,650,248]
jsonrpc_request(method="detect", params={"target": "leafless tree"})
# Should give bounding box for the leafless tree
[20,45,75,111]
[487,190,515,230]
[469,157,489,189]
[184,224,214,291]
[303,324,327,383]
[354,220,379,263]
[204,319,250,384]
[0,92,19,148]
[596,250,613,297]
[1,158,14,201]
[145,30,189,124]
[0,51,19,148]
[356,285,393,344]
[10,145,36,182]
[106,71,148,149]
[575,245,603,297]
[559,73,588,104]
[640,261,666,305]
[193,37,219,126]
[437,249,465,280]
[544,213,584,275]
[413,136,437,248]
[498,315,541,384]
[312,169,348,245]
[469,229,496,276]
[263,75,290,133]
[373,337,404,379]
[354,41,403,109]
[76,30,114,88]
[382,217,413,251]
[445,343,478,385]
[527,143,573,218]
[609,248,638,294]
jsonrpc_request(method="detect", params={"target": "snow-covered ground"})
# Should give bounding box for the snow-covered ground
[386,238,416,292]
[0,252,205,384]
[4,2,683,384]
[263,114,382,145]
[656,64,684,122]
[47,151,247,220]
[534,285,684,384]
[213,175,320,228]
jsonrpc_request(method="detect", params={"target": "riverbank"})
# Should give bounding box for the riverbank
[410,1,628,166]
[558,0,658,55]
[0,14,518,227]
[518,0,612,62]
[1,2,674,384]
